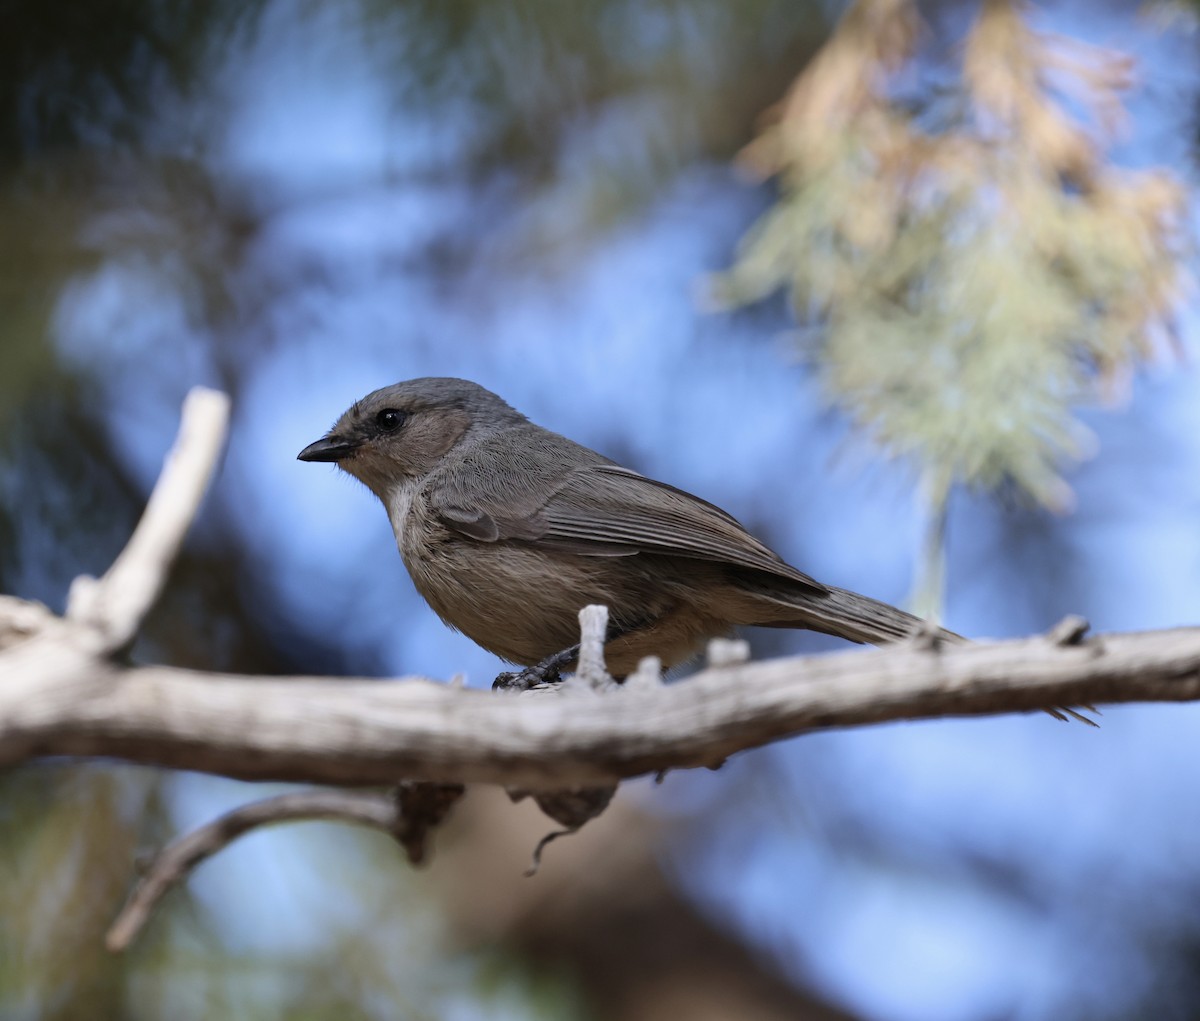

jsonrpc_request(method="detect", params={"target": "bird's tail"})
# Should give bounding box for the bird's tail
[752,583,963,646]
[749,582,1097,725]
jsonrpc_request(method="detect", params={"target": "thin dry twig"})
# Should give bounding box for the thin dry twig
[66,387,231,651]
[573,604,613,691]
[105,790,408,951]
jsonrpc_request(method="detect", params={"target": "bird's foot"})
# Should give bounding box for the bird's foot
[493,664,563,692]
[493,643,580,692]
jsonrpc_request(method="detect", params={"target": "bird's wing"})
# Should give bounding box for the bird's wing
[433,452,826,592]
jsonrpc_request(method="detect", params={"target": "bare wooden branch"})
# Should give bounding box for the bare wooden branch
[5,616,1200,791]
[66,387,230,651]
[105,790,404,951]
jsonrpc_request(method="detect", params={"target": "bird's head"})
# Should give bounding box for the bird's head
[297,377,524,498]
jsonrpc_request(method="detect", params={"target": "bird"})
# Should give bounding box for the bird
[296,376,966,689]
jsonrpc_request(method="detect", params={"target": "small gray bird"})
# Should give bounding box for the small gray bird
[298,377,952,684]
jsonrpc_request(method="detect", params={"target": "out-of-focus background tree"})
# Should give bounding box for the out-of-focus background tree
[3,1,1199,1018]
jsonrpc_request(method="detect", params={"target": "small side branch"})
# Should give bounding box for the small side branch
[105,789,437,951]
[67,387,230,651]
[571,603,614,691]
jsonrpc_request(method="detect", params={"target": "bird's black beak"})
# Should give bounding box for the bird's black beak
[297,434,360,463]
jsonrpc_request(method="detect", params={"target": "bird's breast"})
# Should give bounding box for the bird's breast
[384,487,710,669]
[384,477,423,549]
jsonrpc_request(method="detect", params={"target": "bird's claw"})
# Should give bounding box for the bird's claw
[493,643,580,692]
[492,664,565,692]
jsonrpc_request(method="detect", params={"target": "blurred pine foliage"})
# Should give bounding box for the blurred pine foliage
[714,0,1190,611]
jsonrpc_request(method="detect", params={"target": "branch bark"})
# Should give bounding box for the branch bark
[7,615,1200,789]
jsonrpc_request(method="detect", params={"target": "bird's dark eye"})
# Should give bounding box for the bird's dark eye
[375,408,406,432]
